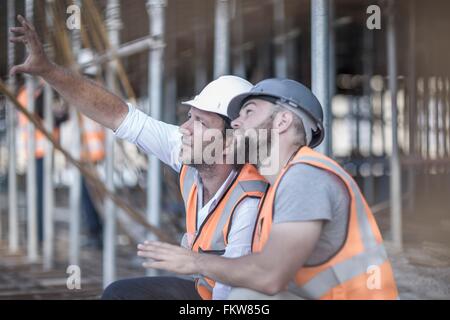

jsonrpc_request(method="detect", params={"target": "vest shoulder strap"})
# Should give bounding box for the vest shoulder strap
[179,165,197,207]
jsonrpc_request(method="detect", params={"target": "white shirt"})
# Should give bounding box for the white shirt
[114,103,259,300]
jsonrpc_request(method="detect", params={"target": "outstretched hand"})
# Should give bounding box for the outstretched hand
[137,241,201,275]
[9,15,53,77]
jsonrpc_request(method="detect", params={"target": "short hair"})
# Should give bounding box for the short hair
[271,102,307,147]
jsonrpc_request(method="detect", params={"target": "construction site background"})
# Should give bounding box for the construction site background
[0,0,449,299]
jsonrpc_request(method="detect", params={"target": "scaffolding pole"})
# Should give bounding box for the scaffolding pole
[231,0,245,78]
[42,0,55,271]
[311,0,330,155]
[43,84,54,270]
[25,0,38,263]
[146,0,166,276]
[103,0,122,288]
[445,79,449,158]
[434,77,440,159]
[7,0,19,253]
[407,0,417,213]
[363,11,375,205]
[387,0,403,250]
[195,0,208,92]
[328,0,335,155]
[273,0,287,78]
[78,36,163,72]
[214,0,230,78]
[69,0,82,267]
[164,3,177,124]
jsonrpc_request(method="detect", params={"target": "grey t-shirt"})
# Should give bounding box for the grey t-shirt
[273,163,350,266]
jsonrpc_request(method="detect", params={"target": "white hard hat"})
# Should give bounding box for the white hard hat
[182,75,253,118]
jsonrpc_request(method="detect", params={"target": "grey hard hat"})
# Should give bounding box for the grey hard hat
[227,78,325,148]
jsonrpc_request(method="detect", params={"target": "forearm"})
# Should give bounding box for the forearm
[196,252,280,295]
[42,63,128,130]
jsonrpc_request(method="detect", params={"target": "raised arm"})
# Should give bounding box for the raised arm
[9,15,127,131]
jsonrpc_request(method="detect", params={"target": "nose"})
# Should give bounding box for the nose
[231,118,242,129]
[180,119,193,135]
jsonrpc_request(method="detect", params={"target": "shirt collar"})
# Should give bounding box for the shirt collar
[196,169,239,213]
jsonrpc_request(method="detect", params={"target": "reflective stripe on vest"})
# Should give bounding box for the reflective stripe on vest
[288,243,388,299]
[181,166,196,209]
[208,179,268,250]
[197,277,214,293]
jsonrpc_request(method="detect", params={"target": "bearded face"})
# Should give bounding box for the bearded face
[230,99,280,169]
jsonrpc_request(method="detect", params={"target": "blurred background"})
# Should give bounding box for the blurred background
[0,0,449,299]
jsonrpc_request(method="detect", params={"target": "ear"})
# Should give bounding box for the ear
[273,111,294,134]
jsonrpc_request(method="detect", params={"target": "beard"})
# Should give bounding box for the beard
[232,115,276,169]
[179,134,227,170]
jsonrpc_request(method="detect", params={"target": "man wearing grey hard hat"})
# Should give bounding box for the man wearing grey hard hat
[139,78,398,300]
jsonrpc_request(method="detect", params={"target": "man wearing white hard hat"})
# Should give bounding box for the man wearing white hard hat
[9,16,267,300]
[104,75,267,300]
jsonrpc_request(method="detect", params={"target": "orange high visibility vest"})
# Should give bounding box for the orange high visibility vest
[80,116,105,162]
[180,164,268,300]
[252,146,399,300]
[17,86,57,160]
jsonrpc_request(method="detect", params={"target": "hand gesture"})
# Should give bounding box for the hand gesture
[9,15,52,77]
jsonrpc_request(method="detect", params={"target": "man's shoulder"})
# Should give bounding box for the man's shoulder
[276,161,348,204]
[281,162,334,187]
[289,160,349,182]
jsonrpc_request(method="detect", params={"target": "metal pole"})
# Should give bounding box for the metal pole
[164,4,177,124]
[387,0,402,250]
[43,84,54,270]
[445,78,449,158]
[43,0,55,270]
[311,0,330,155]
[328,0,335,155]
[7,0,19,253]
[363,13,375,205]
[425,78,431,160]
[214,0,230,78]
[231,0,245,78]
[146,0,166,276]
[103,0,122,288]
[274,0,287,78]
[25,0,38,263]
[407,0,417,213]
[434,77,440,159]
[356,97,361,152]
[416,78,423,158]
[195,0,207,92]
[78,36,163,72]
[380,86,387,156]
[423,77,430,194]
[69,0,82,267]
